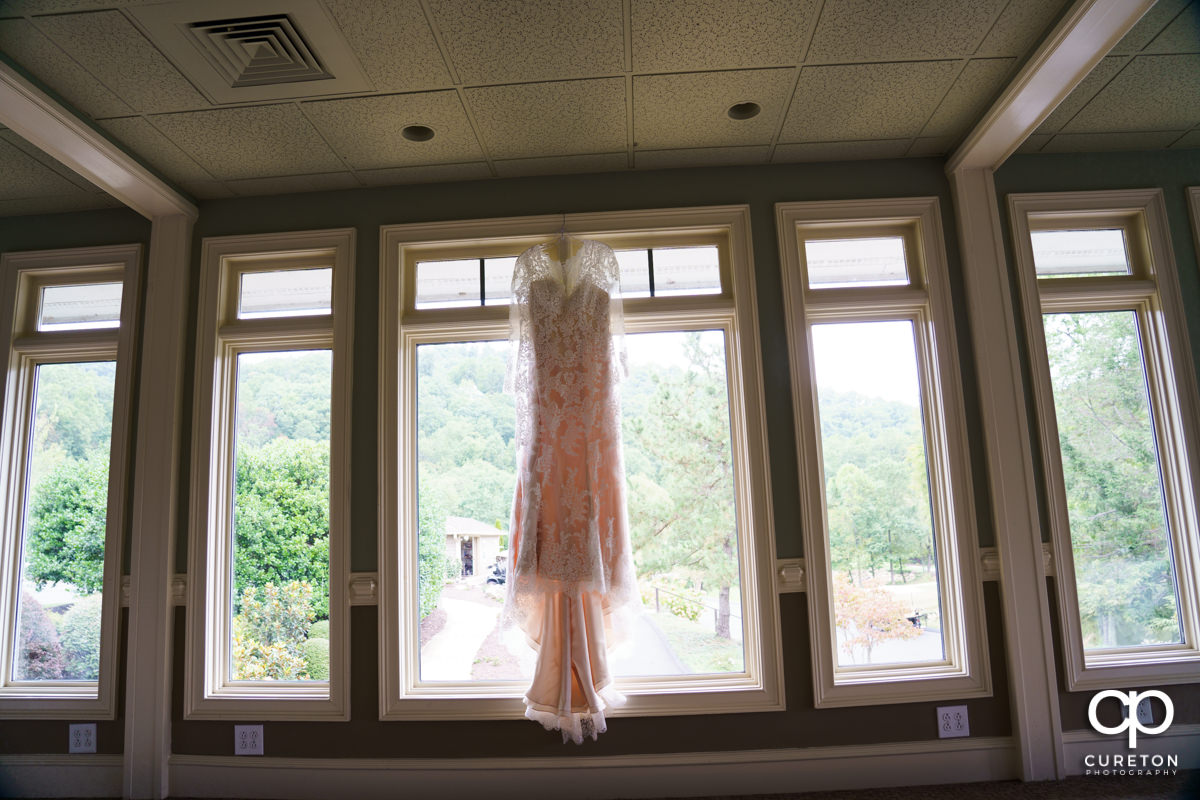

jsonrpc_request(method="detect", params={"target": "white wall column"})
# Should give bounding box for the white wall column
[123,213,194,799]
[948,167,1064,780]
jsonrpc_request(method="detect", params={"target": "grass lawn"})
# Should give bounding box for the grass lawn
[651,611,744,674]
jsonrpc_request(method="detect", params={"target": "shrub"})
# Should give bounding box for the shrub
[59,594,103,680]
[231,581,315,681]
[15,591,64,680]
[300,637,330,681]
[418,488,449,619]
[239,581,314,648]
[641,576,704,622]
[308,619,329,640]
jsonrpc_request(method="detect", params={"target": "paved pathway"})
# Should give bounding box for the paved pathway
[421,582,688,680]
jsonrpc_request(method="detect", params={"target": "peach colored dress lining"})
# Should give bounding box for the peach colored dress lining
[504,239,637,743]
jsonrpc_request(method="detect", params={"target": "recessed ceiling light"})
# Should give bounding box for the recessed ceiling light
[402,124,435,142]
[727,102,761,121]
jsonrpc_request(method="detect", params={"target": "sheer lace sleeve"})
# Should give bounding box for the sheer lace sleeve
[579,240,628,381]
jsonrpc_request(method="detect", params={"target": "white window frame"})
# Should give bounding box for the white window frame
[1009,189,1200,691]
[184,229,354,720]
[378,206,783,720]
[777,197,991,708]
[0,244,140,718]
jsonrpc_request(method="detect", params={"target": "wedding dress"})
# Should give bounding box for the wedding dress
[504,238,637,743]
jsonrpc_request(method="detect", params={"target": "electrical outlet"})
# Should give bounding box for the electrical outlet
[937,705,970,738]
[68,723,96,754]
[1125,697,1155,725]
[234,724,263,756]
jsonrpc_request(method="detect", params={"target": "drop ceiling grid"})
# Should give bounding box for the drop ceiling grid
[1,0,1194,205]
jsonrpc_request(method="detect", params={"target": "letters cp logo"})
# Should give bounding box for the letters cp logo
[1088,690,1174,748]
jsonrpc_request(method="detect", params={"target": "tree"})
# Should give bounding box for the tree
[627,333,739,638]
[234,438,330,619]
[24,455,110,594]
[1044,312,1178,647]
[832,573,921,664]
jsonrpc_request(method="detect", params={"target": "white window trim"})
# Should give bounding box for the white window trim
[0,244,141,718]
[1009,189,1200,691]
[378,206,783,720]
[777,197,991,708]
[184,229,354,720]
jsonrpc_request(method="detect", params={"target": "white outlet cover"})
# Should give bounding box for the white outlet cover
[234,724,264,756]
[937,705,970,738]
[68,723,96,754]
[1136,698,1154,725]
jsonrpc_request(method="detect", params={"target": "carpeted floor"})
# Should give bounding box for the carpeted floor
[663,771,1198,800]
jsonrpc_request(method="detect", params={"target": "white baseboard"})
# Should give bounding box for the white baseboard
[0,754,122,798]
[168,736,1015,800]
[1062,722,1200,775]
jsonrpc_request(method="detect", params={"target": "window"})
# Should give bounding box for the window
[1010,189,1200,690]
[0,244,140,718]
[777,198,990,707]
[380,208,782,719]
[185,229,353,719]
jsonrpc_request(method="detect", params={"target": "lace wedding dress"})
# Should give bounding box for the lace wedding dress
[504,238,638,743]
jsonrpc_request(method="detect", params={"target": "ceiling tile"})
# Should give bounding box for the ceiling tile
[773,139,911,162]
[358,162,492,186]
[633,69,794,150]
[493,153,627,178]
[975,0,1072,58]
[1062,55,1200,134]
[302,91,483,170]
[430,0,624,84]
[0,129,95,191]
[0,194,121,217]
[631,0,818,71]
[1170,130,1200,149]
[907,137,954,157]
[323,0,452,92]
[0,18,134,119]
[99,116,216,184]
[0,133,89,200]
[1035,56,1128,134]
[1110,0,1190,54]
[147,105,346,180]
[921,58,1014,138]
[1016,133,1052,154]
[466,79,626,160]
[1144,2,1200,54]
[34,10,208,113]
[806,0,1005,63]
[1043,131,1184,152]
[781,61,960,142]
[227,172,361,197]
[635,145,770,169]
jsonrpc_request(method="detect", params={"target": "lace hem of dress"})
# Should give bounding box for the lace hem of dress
[524,684,627,745]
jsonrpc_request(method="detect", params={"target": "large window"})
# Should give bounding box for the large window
[0,245,139,717]
[1010,190,1200,690]
[380,208,782,718]
[185,230,353,719]
[777,198,990,707]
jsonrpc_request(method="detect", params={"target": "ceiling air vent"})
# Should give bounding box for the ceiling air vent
[187,15,333,88]
[130,0,372,104]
